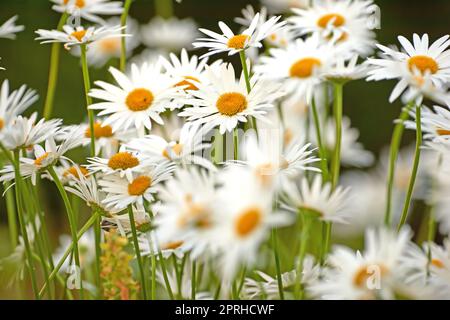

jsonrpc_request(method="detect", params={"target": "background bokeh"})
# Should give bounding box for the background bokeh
[0,0,449,295]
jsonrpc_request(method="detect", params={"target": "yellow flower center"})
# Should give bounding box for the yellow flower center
[99,38,120,53]
[353,264,388,288]
[227,34,249,49]
[175,76,200,91]
[216,92,248,116]
[0,118,4,130]
[75,0,86,8]
[437,128,450,136]
[128,176,152,196]
[290,58,322,78]
[162,241,184,250]
[34,152,50,166]
[71,30,87,42]
[125,88,154,111]
[177,195,212,229]
[108,152,139,170]
[431,259,444,269]
[85,122,114,139]
[408,55,439,74]
[162,143,183,159]
[317,13,346,28]
[63,166,89,179]
[235,207,262,237]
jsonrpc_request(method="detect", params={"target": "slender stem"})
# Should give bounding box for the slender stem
[43,12,68,119]
[239,51,257,131]
[93,215,102,298]
[120,0,133,72]
[271,229,284,300]
[331,83,343,189]
[321,222,332,265]
[38,211,99,298]
[155,0,174,18]
[384,103,413,226]
[12,151,40,299]
[397,105,422,232]
[80,44,96,158]
[311,98,330,182]
[48,166,84,299]
[213,129,223,164]
[191,260,197,300]
[127,205,148,300]
[4,181,17,249]
[294,212,311,299]
[157,250,175,299]
[233,128,239,161]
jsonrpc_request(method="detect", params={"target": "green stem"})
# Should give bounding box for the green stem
[48,166,84,299]
[12,151,40,299]
[43,12,68,119]
[155,0,174,18]
[80,44,96,158]
[321,222,332,265]
[4,181,17,249]
[384,103,413,226]
[331,82,343,189]
[191,260,196,300]
[127,205,148,300]
[120,0,133,72]
[233,128,239,161]
[38,211,99,298]
[397,105,422,232]
[239,51,257,131]
[271,229,284,300]
[294,212,311,299]
[311,98,330,182]
[94,215,102,298]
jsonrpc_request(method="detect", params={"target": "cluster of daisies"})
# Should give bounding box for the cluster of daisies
[1,0,450,300]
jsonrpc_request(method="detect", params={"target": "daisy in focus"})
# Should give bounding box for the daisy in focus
[51,0,123,24]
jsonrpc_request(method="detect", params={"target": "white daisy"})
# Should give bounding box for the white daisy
[255,35,333,103]
[99,161,176,210]
[289,0,377,57]
[261,0,310,14]
[366,34,450,103]
[89,63,183,132]
[141,17,199,51]
[51,0,123,24]
[102,204,151,235]
[0,16,24,39]
[325,54,370,82]
[126,122,215,171]
[406,105,450,141]
[35,24,127,50]
[180,62,284,134]
[280,175,351,223]
[193,12,286,58]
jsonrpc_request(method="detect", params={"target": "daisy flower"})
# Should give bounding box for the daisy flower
[0,16,24,39]
[0,114,62,151]
[87,147,151,181]
[141,17,199,51]
[89,63,183,132]
[180,62,284,134]
[231,129,320,189]
[289,0,377,57]
[405,105,450,141]
[102,204,151,235]
[309,227,412,300]
[193,12,286,58]
[280,175,351,224]
[366,34,450,103]
[261,0,310,14]
[0,80,39,135]
[99,161,176,210]
[155,168,221,258]
[325,54,370,82]
[35,24,127,50]
[51,0,124,24]
[213,166,292,282]
[255,35,333,103]
[126,122,215,171]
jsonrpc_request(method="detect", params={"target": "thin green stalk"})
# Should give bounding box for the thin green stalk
[239,50,257,130]
[397,105,422,232]
[4,181,17,249]
[191,260,197,300]
[93,215,102,298]
[43,12,68,119]
[155,0,174,18]
[47,166,84,299]
[12,151,40,299]
[311,98,330,182]
[213,129,223,164]
[120,0,133,72]
[38,211,99,298]
[331,82,343,189]
[233,128,239,160]
[271,229,284,300]
[294,212,312,299]
[384,103,414,226]
[80,44,96,158]
[321,222,332,265]
[157,249,175,299]
[127,205,148,300]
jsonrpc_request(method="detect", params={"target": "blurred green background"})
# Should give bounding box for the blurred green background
[0,0,449,298]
